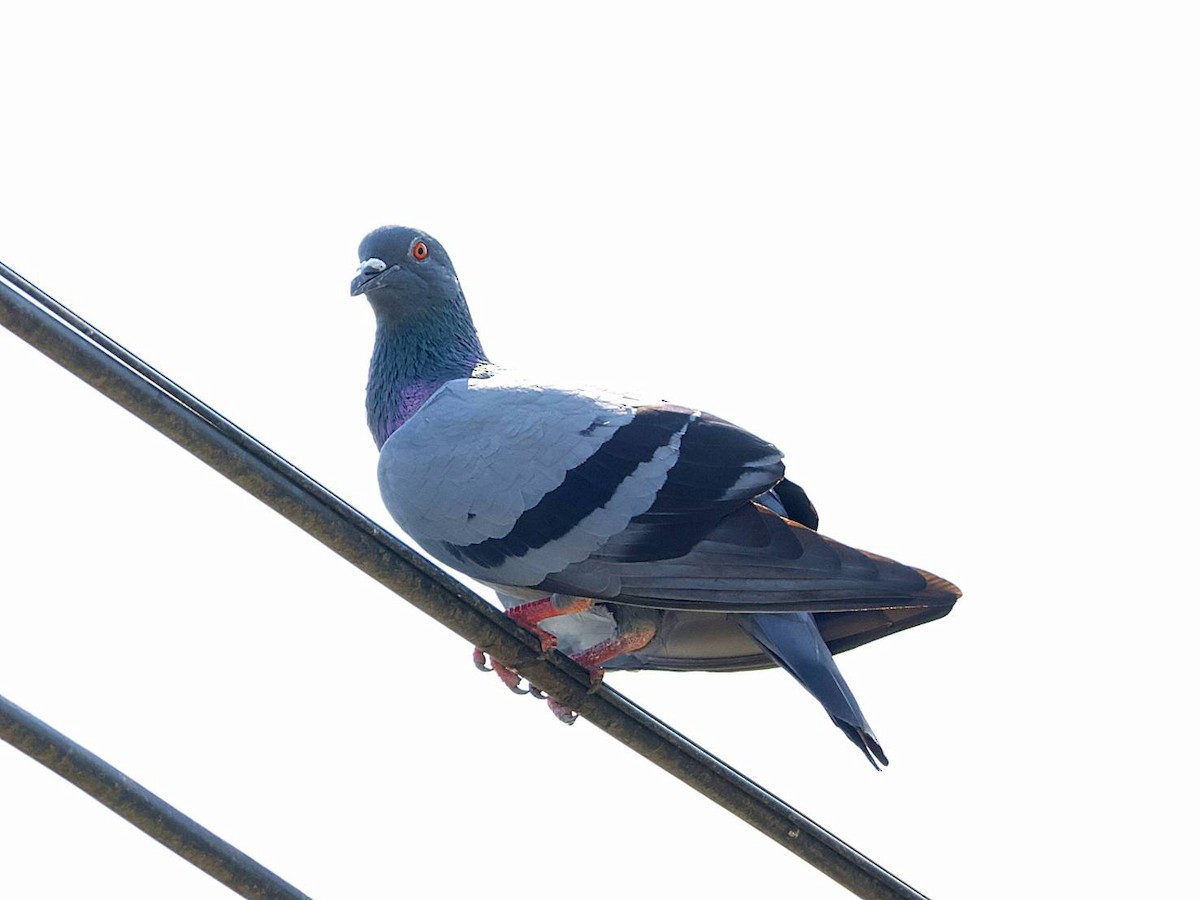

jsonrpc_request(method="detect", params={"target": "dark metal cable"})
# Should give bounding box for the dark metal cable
[0,262,930,900]
[0,692,313,900]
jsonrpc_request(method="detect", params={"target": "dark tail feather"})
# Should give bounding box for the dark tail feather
[739,610,888,770]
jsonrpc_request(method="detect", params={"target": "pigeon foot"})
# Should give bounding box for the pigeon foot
[493,660,529,694]
[539,621,658,723]
[547,697,578,724]
[505,595,594,652]
[571,622,657,672]
[473,608,655,723]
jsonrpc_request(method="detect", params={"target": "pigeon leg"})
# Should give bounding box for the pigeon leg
[570,619,657,679]
[492,661,529,694]
[544,607,658,724]
[472,595,596,695]
[505,595,594,652]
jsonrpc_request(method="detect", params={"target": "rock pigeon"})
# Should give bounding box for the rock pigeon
[352,225,959,768]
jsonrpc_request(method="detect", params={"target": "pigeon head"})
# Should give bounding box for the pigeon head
[351,226,468,326]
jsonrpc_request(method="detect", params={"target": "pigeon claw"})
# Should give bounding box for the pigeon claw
[472,648,553,699]
[493,661,529,694]
[547,697,578,725]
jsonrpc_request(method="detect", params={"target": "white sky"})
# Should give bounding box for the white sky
[1,3,1197,897]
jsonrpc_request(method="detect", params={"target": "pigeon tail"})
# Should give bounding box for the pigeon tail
[739,611,888,769]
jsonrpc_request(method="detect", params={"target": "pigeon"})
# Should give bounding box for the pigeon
[352,225,959,768]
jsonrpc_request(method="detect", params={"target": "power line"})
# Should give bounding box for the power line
[0,262,930,900]
[0,692,313,900]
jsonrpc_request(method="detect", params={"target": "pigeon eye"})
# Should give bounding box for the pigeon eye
[412,241,429,261]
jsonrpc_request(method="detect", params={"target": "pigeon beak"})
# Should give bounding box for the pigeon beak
[350,258,389,296]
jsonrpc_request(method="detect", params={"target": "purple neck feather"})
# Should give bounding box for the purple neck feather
[372,379,443,448]
[366,316,486,449]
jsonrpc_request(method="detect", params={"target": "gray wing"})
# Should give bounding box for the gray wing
[389,384,787,591]
[541,499,958,613]
[510,394,953,612]
[383,371,956,623]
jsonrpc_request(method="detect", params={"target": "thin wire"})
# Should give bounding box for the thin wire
[0,692,313,900]
[0,263,930,900]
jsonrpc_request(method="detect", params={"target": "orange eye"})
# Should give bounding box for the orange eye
[412,241,429,261]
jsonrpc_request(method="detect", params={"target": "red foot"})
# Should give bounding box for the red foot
[539,624,656,720]
[505,596,594,652]
[571,624,656,670]
[473,602,654,728]
[547,697,578,725]
[493,660,529,694]
[473,647,532,693]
